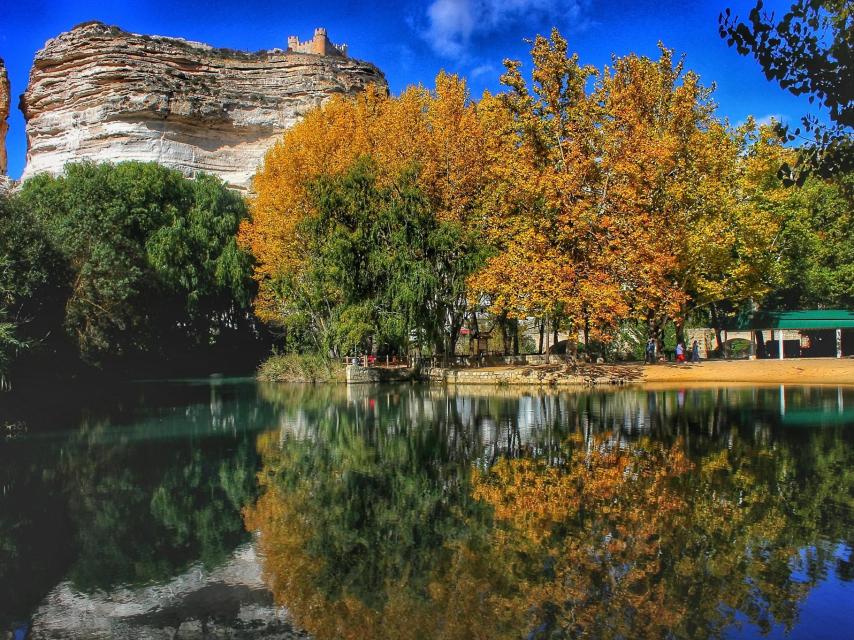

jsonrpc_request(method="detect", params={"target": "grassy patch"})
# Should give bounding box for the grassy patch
[257,353,345,383]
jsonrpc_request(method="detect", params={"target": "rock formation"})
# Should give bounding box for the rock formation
[0,56,9,177]
[20,22,387,190]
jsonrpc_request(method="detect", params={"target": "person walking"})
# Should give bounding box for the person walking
[646,337,656,363]
[675,341,685,363]
[691,339,700,363]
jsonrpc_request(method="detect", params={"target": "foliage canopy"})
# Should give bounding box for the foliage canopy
[9,161,261,373]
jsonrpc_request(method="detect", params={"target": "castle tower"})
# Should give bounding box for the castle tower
[286,28,346,57]
[312,27,329,55]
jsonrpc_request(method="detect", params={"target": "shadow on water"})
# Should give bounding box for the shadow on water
[1,382,852,639]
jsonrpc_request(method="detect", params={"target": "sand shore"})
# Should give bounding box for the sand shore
[430,357,854,386]
[640,357,854,385]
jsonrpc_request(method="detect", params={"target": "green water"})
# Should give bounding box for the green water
[1,381,852,639]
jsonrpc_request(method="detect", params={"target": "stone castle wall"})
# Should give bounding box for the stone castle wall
[287,28,347,57]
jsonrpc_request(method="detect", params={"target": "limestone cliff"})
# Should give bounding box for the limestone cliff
[20,22,387,190]
[0,57,9,176]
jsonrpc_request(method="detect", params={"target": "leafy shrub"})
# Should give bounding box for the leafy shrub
[258,352,345,383]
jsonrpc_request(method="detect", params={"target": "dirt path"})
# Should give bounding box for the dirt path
[450,358,854,386]
[640,358,854,385]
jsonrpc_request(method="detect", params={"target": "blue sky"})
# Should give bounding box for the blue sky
[0,0,823,179]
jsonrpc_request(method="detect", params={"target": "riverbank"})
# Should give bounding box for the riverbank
[424,358,854,386]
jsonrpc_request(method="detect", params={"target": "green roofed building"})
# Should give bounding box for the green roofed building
[725,309,854,359]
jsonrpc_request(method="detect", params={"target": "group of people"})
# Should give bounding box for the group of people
[645,338,701,363]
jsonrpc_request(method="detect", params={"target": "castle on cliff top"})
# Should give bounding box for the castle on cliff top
[287,28,347,57]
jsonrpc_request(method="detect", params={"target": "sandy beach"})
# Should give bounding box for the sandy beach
[429,357,854,386]
[640,357,854,385]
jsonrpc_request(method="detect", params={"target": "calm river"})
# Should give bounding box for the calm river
[1,381,852,639]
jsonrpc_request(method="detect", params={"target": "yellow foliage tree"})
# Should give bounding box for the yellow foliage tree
[469,31,787,348]
[240,74,492,340]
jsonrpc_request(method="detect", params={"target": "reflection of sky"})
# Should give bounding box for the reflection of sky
[729,544,854,640]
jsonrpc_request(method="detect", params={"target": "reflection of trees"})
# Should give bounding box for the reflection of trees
[0,381,273,624]
[61,424,260,592]
[247,385,853,640]
[473,434,818,639]
[247,384,516,639]
[0,439,74,627]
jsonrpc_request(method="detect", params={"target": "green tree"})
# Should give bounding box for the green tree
[770,171,854,307]
[0,192,65,386]
[16,161,258,370]
[276,158,483,356]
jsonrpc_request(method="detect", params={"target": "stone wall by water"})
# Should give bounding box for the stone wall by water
[346,364,414,384]
[422,365,636,386]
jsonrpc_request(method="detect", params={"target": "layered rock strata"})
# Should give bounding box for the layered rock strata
[20,22,387,190]
[0,57,9,176]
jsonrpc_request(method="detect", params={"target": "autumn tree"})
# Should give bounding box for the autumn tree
[469,32,781,350]
[241,74,491,357]
[468,31,609,357]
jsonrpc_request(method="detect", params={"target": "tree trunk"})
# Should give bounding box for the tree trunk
[566,320,578,362]
[648,315,664,361]
[512,319,519,355]
[755,330,766,359]
[544,315,551,364]
[500,312,510,356]
[710,303,724,357]
[538,318,545,354]
[675,313,685,346]
[447,313,465,364]
[645,314,657,362]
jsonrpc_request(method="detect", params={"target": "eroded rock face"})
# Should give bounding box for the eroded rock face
[20,22,387,190]
[0,57,9,176]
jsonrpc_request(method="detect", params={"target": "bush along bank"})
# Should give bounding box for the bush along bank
[257,353,346,383]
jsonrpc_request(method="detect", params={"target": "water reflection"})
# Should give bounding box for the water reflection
[0,380,289,637]
[1,383,851,639]
[249,384,853,640]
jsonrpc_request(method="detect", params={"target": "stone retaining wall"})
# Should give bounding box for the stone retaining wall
[422,366,634,386]
[346,365,414,384]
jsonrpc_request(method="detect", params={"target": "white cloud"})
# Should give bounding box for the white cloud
[470,63,496,79]
[422,0,589,58]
